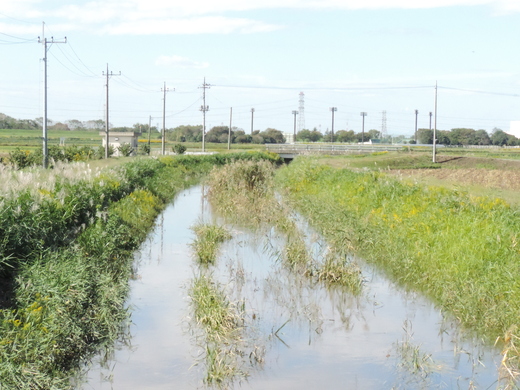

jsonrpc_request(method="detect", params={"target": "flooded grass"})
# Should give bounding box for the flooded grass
[191,223,232,265]
[206,160,364,295]
[81,184,508,389]
[315,251,363,293]
[189,274,251,387]
[276,157,520,384]
[190,274,242,341]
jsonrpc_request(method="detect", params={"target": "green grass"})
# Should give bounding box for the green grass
[206,160,365,294]
[189,274,249,387]
[191,223,232,265]
[0,153,278,388]
[276,158,520,345]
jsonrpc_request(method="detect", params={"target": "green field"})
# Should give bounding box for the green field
[0,129,266,158]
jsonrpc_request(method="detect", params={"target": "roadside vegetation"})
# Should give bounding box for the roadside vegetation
[275,156,520,385]
[0,151,277,389]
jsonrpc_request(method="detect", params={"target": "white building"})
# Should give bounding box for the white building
[510,121,520,138]
[99,131,141,156]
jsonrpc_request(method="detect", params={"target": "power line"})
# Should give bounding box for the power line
[217,84,433,91]
[439,86,520,98]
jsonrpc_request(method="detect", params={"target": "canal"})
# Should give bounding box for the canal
[82,185,504,389]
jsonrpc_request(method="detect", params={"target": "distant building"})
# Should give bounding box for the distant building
[510,121,520,138]
[99,131,140,156]
[284,133,295,144]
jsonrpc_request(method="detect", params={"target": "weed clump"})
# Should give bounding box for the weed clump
[191,223,232,265]
[189,274,258,387]
[315,251,363,294]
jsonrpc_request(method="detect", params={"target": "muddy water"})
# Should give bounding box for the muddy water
[82,185,505,389]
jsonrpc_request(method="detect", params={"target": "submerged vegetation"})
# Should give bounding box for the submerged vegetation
[276,157,520,385]
[189,274,258,387]
[0,152,276,389]
[191,223,232,265]
[206,159,364,293]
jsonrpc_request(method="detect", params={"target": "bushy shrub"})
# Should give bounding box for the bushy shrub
[8,148,34,169]
[172,143,187,155]
[117,143,134,157]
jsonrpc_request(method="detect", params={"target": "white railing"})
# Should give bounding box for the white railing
[265,143,403,153]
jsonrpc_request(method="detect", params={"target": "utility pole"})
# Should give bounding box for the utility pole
[148,115,152,155]
[199,78,210,152]
[429,112,433,130]
[292,110,298,142]
[433,82,438,163]
[250,108,255,134]
[330,107,337,142]
[38,22,66,168]
[360,112,367,143]
[298,91,305,132]
[228,107,233,150]
[414,109,419,143]
[161,82,173,155]
[102,64,121,159]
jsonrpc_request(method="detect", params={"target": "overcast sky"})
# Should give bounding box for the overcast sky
[1,0,519,136]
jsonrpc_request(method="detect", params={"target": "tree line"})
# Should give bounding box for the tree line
[415,127,519,146]
[2,112,517,146]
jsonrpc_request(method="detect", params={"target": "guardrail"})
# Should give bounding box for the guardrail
[265,143,404,154]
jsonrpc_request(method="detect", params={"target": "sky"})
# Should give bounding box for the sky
[1,0,519,137]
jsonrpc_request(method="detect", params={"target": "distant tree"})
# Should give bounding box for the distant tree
[491,128,509,146]
[50,122,70,131]
[322,130,333,142]
[85,119,105,130]
[169,125,202,142]
[436,130,451,145]
[251,134,264,144]
[356,132,370,143]
[296,128,322,142]
[474,129,491,145]
[507,134,519,146]
[335,130,356,143]
[417,128,433,144]
[66,119,85,130]
[259,128,285,143]
[392,135,407,144]
[449,128,476,145]
[206,126,230,143]
[234,130,252,143]
[368,129,381,139]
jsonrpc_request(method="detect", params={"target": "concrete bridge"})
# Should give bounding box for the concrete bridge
[265,143,404,160]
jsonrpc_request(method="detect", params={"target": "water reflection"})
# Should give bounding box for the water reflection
[81,185,506,389]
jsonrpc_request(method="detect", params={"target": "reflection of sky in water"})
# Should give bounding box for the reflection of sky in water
[82,185,505,389]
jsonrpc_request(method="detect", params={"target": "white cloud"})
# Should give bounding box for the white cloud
[155,55,209,69]
[0,0,518,37]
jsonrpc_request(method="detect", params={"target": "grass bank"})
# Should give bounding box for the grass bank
[0,151,278,389]
[276,158,520,359]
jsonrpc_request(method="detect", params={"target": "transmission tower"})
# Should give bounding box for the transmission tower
[298,92,305,132]
[381,110,387,138]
